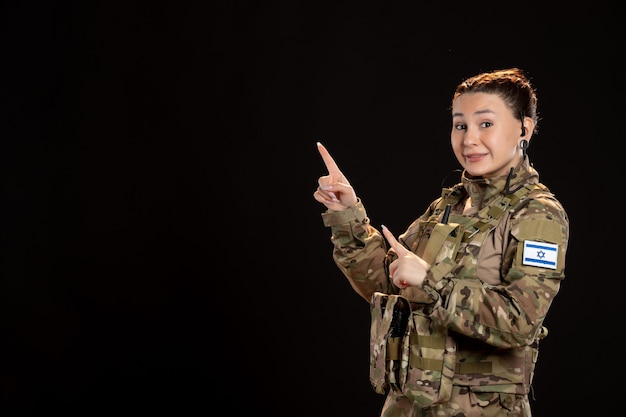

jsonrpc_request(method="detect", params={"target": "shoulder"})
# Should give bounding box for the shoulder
[511,186,569,245]
[520,185,568,223]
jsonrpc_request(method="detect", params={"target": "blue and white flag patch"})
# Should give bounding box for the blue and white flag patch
[522,240,558,269]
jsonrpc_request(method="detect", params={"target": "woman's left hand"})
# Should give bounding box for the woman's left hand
[382,225,431,289]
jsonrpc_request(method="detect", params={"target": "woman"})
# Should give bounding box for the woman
[313,68,569,416]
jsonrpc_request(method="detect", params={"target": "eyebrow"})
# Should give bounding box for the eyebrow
[452,109,496,118]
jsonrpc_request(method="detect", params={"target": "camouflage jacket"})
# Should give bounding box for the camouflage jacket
[321,158,569,390]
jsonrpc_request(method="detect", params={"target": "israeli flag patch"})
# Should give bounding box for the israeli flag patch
[522,240,558,269]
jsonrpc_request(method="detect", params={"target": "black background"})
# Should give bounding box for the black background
[1,1,621,416]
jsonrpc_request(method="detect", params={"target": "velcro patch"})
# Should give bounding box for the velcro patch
[522,240,558,269]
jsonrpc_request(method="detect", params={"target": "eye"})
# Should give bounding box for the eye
[480,121,493,128]
[454,123,466,130]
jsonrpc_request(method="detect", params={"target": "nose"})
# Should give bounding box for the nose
[463,128,477,146]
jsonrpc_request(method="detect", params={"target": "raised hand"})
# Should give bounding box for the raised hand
[382,225,431,288]
[313,142,358,210]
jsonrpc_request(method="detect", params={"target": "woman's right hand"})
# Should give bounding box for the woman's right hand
[313,142,358,211]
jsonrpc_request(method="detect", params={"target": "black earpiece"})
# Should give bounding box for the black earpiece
[520,139,528,158]
[519,110,526,137]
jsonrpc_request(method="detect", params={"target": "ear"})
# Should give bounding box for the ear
[520,116,534,142]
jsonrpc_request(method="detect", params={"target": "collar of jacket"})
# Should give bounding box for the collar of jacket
[461,158,539,210]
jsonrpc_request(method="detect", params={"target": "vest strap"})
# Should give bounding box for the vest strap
[409,356,443,371]
[455,361,492,374]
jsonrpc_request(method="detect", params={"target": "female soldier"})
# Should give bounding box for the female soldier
[313,68,569,416]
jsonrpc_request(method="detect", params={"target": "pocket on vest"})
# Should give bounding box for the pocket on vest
[400,310,457,407]
[369,292,457,408]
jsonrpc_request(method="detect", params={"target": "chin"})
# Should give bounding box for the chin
[463,166,486,178]
[464,163,498,179]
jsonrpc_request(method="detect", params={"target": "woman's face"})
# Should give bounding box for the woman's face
[451,92,530,179]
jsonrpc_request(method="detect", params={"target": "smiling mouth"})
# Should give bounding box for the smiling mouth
[465,154,485,162]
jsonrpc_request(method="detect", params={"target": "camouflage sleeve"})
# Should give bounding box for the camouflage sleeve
[423,195,569,348]
[321,199,393,302]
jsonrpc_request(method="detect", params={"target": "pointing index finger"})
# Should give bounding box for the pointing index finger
[317,142,344,180]
[382,225,408,255]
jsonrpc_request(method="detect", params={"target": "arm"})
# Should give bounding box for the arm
[425,196,569,347]
[314,142,392,301]
[322,201,392,301]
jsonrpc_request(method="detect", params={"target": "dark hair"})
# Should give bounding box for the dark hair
[452,68,539,134]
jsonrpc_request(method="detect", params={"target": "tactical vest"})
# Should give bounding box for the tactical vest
[369,182,550,407]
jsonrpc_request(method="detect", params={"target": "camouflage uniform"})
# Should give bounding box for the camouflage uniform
[321,159,569,417]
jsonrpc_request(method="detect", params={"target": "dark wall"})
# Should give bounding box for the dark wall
[1,2,620,416]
